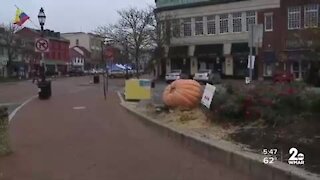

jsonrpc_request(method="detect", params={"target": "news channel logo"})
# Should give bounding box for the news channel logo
[288,147,304,165]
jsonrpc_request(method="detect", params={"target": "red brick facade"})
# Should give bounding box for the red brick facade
[17,28,70,64]
[257,0,320,80]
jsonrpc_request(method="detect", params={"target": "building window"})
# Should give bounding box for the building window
[171,19,180,37]
[219,14,229,34]
[264,13,273,32]
[207,15,216,35]
[246,11,256,31]
[183,18,192,36]
[232,12,242,33]
[263,63,273,77]
[195,17,204,35]
[288,6,301,29]
[305,4,319,28]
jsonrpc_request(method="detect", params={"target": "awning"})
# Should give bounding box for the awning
[231,43,256,55]
[44,59,67,65]
[194,44,223,57]
[286,51,313,61]
[263,51,276,63]
[168,46,189,58]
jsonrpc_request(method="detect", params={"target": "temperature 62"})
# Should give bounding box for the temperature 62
[263,157,276,164]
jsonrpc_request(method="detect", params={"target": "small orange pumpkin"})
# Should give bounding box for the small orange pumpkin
[162,79,202,108]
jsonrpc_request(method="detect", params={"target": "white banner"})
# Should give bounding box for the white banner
[201,83,216,109]
[247,55,255,69]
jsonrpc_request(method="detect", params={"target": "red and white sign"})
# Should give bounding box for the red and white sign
[35,38,49,52]
[201,83,216,109]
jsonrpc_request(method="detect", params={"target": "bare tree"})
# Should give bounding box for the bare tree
[149,12,173,78]
[95,7,154,78]
[1,24,22,76]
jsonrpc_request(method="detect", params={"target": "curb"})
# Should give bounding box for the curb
[118,92,319,180]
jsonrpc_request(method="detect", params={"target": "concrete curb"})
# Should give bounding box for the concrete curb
[117,92,319,180]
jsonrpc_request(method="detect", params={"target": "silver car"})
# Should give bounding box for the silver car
[165,69,188,83]
[193,69,221,84]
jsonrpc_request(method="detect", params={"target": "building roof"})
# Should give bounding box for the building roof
[70,46,91,58]
[155,0,246,12]
[16,27,70,42]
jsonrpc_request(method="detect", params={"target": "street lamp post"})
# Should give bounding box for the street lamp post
[37,7,51,100]
[38,7,46,81]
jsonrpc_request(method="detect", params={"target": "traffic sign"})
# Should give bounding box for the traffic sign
[35,38,49,52]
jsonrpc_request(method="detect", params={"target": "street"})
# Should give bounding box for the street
[0,76,252,180]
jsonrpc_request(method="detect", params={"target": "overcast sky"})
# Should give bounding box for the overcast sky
[0,0,154,33]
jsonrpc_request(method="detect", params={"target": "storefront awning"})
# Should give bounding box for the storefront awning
[44,59,67,65]
[194,44,223,57]
[168,46,188,58]
[263,51,276,63]
[285,51,316,61]
[231,43,256,55]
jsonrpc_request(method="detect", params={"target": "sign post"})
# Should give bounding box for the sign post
[248,24,263,83]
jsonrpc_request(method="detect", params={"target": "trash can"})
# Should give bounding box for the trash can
[93,75,100,84]
[38,80,51,100]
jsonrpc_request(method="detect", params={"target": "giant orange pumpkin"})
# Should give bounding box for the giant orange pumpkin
[162,79,202,108]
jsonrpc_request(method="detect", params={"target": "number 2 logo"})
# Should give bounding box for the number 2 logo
[289,147,304,161]
[289,148,298,160]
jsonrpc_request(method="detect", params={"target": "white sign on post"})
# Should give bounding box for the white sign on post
[201,83,216,109]
[247,55,255,69]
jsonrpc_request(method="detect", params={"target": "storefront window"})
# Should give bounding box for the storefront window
[207,15,216,35]
[195,17,204,35]
[304,4,318,28]
[219,14,229,34]
[263,63,273,77]
[232,12,242,33]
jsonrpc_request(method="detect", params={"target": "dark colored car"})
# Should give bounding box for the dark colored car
[273,71,294,83]
[68,69,84,76]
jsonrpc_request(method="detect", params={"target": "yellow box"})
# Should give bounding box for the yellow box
[125,79,151,100]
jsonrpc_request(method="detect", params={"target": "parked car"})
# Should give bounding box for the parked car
[68,69,84,76]
[165,69,188,83]
[109,69,126,78]
[193,69,221,84]
[273,71,294,83]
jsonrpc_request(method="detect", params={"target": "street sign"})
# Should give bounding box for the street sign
[248,24,264,48]
[35,38,49,52]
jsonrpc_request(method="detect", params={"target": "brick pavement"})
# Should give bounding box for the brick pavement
[0,76,253,180]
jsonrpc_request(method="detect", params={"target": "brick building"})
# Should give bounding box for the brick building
[17,27,70,75]
[258,0,320,81]
[155,0,320,81]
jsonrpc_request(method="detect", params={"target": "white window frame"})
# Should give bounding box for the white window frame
[264,13,273,32]
[288,6,301,30]
[183,18,192,37]
[232,12,242,33]
[219,14,229,34]
[195,17,204,36]
[246,11,257,31]
[304,4,319,28]
[207,15,216,35]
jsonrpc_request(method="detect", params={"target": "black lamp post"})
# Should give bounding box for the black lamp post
[38,7,46,81]
[37,7,51,100]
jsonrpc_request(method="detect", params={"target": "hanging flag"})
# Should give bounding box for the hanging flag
[13,8,30,26]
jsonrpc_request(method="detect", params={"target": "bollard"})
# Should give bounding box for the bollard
[0,107,11,156]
